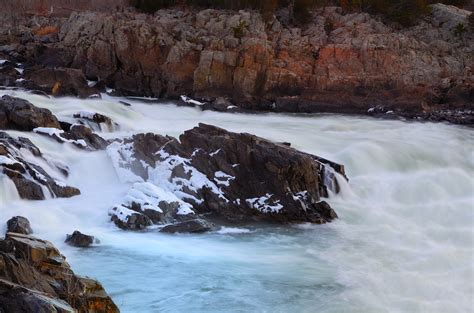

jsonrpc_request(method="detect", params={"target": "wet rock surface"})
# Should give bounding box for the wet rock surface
[6,216,32,235]
[108,123,344,232]
[0,131,80,200]
[0,232,118,313]
[0,95,60,131]
[65,230,95,247]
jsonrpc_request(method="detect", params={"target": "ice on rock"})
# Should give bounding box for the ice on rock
[246,193,283,214]
[106,142,144,183]
[214,171,235,187]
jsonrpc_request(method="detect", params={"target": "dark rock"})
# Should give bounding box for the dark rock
[6,216,32,235]
[0,232,118,312]
[0,132,80,200]
[73,111,118,132]
[34,124,108,151]
[65,231,94,247]
[160,219,215,234]
[110,206,152,230]
[0,95,60,131]
[24,67,99,98]
[108,123,347,231]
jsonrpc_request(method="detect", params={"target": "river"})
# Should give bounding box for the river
[0,90,472,313]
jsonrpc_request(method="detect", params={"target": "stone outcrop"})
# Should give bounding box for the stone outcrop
[0,95,60,131]
[107,123,345,232]
[6,216,32,235]
[0,232,118,312]
[0,131,80,199]
[0,4,471,124]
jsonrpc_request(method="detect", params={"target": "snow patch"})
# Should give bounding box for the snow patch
[246,193,283,213]
[180,95,204,106]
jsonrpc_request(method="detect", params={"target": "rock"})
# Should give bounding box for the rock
[0,232,118,312]
[73,111,118,132]
[0,131,80,200]
[65,231,95,247]
[23,67,99,98]
[0,95,60,131]
[107,123,346,231]
[6,216,32,235]
[160,219,215,234]
[110,205,152,230]
[3,7,471,123]
[34,124,108,151]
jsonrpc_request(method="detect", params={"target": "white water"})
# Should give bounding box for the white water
[0,90,473,313]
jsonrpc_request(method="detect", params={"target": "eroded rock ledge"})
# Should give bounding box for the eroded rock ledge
[0,4,472,124]
[108,123,345,232]
[0,232,118,313]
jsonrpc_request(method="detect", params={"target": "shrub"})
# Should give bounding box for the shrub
[232,20,249,39]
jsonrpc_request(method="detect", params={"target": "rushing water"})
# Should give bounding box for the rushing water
[0,90,473,313]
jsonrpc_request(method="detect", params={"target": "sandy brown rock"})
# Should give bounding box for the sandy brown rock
[0,232,118,313]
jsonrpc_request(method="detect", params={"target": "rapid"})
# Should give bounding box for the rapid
[0,90,472,313]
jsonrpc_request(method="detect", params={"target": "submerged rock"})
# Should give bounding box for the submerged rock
[65,230,95,247]
[0,232,118,312]
[6,216,32,235]
[0,131,80,200]
[108,123,346,232]
[73,111,119,132]
[0,95,60,131]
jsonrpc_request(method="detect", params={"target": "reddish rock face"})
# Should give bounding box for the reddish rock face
[1,4,472,122]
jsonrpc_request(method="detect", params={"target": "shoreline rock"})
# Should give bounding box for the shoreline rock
[0,231,118,312]
[0,4,472,125]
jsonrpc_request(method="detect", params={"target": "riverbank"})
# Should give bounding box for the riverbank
[0,4,472,125]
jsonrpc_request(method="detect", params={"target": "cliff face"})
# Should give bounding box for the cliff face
[1,4,473,118]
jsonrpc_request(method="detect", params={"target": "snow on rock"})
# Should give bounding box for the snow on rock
[180,95,205,106]
[246,193,283,214]
[107,124,345,231]
[0,132,80,200]
[214,171,235,186]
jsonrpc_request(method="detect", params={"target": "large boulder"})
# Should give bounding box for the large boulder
[23,67,99,98]
[6,216,32,235]
[107,124,345,232]
[0,132,80,200]
[0,95,60,131]
[0,232,118,313]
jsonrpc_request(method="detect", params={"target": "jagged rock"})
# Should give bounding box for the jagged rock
[107,123,346,231]
[1,6,473,123]
[65,231,95,247]
[0,95,60,131]
[0,232,118,312]
[34,124,108,151]
[6,216,32,235]
[0,131,80,200]
[160,219,215,234]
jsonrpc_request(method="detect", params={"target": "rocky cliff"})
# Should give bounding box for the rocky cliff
[0,4,472,123]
